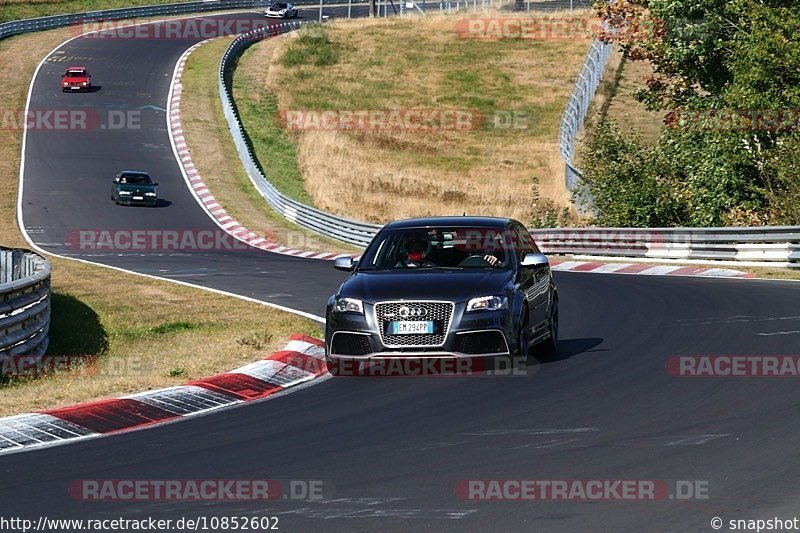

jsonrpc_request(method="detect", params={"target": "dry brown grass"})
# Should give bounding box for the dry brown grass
[0,29,319,417]
[0,0,58,5]
[591,52,663,145]
[243,12,594,225]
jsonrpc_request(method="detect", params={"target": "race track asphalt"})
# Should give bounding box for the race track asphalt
[9,10,800,532]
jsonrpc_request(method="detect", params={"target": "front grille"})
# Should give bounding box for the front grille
[454,331,509,355]
[330,332,372,356]
[375,301,454,347]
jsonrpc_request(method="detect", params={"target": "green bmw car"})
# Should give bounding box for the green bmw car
[111,171,158,206]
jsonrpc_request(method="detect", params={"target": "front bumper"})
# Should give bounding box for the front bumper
[117,196,157,206]
[326,302,514,360]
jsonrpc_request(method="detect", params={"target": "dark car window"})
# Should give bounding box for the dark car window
[66,70,87,76]
[120,174,152,185]
[512,222,539,262]
[358,227,517,270]
[271,3,288,8]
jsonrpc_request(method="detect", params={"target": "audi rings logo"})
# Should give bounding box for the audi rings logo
[384,306,429,319]
[398,306,428,318]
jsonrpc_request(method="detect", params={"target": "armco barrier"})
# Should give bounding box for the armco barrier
[5,2,797,266]
[219,23,383,247]
[218,24,800,266]
[532,227,800,268]
[0,0,370,43]
[0,248,51,359]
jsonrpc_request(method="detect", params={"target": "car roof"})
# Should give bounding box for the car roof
[382,216,513,230]
[66,66,87,71]
[118,170,150,176]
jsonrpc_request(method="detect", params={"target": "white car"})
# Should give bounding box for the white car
[265,2,298,18]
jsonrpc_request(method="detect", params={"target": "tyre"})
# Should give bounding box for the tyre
[515,306,530,357]
[325,357,340,376]
[540,295,559,356]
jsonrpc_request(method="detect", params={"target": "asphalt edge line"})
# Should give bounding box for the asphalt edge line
[16,19,327,324]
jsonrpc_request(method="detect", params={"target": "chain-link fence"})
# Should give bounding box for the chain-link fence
[558,38,613,190]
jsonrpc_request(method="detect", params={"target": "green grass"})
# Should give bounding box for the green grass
[178,35,359,253]
[0,0,200,23]
[113,321,211,340]
[280,24,344,68]
[229,15,589,223]
[230,39,312,204]
[278,24,569,143]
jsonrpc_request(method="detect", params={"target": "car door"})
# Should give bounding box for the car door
[513,222,550,329]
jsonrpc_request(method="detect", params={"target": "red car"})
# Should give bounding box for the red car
[61,66,91,92]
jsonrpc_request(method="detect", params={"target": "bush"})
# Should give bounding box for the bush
[575,122,687,226]
[281,24,341,68]
[764,136,800,225]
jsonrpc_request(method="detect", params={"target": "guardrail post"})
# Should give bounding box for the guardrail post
[11,250,22,280]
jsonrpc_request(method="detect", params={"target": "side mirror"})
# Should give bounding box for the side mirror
[113,177,119,183]
[153,182,159,186]
[333,257,356,272]
[521,252,549,268]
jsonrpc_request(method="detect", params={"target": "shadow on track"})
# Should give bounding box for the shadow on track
[532,336,605,364]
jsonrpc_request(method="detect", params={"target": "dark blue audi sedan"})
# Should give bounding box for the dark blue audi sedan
[325,217,558,370]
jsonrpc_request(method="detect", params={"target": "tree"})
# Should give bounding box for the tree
[580,1,800,225]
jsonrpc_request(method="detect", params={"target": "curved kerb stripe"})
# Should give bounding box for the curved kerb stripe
[168,42,352,261]
[0,335,327,455]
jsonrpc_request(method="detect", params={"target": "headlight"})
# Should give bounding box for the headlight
[119,191,132,195]
[334,297,363,314]
[145,192,156,196]
[466,295,508,312]
[81,82,88,86]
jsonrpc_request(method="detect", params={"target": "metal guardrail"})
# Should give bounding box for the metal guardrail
[532,227,800,267]
[0,1,266,41]
[219,21,800,266]
[0,0,373,42]
[6,0,793,265]
[219,23,383,247]
[558,38,613,190]
[0,249,51,358]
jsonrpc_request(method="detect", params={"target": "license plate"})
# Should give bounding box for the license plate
[391,321,434,335]
[133,196,144,200]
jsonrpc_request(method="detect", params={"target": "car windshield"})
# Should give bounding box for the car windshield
[358,227,521,270]
[119,174,152,185]
[66,70,86,76]
[271,3,287,8]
